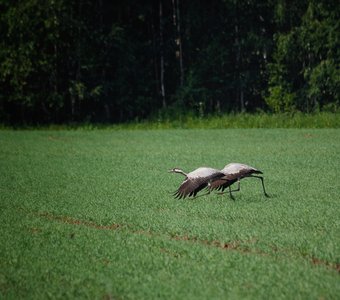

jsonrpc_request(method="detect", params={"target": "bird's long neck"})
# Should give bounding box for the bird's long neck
[175,169,187,177]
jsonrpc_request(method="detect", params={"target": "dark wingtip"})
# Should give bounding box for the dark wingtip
[173,190,184,199]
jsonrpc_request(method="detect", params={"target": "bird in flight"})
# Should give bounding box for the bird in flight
[210,163,269,199]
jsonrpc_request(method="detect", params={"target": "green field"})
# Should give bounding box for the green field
[1,129,339,299]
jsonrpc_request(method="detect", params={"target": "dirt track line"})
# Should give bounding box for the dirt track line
[37,211,340,274]
[38,212,121,230]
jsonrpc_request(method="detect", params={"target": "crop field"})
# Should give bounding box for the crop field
[0,129,339,299]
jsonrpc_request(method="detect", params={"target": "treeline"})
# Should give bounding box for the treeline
[0,0,339,124]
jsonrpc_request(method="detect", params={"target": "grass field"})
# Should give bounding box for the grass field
[0,129,339,299]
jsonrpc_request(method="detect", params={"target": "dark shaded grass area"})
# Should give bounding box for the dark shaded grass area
[0,129,339,299]
[1,112,339,129]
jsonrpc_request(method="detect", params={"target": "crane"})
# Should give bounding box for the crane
[210,163,269,199]
[169,167,226,199]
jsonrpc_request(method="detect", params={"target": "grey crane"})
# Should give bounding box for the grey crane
[169,167,226,199]
[210,163,269,199]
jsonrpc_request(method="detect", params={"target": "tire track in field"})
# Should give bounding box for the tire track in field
[36,210,340,274]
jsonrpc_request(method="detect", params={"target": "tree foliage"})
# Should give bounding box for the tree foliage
[266,0,339,112]
[0,0,339,124]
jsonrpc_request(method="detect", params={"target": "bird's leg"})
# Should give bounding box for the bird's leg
[193,182,212,199]
[217,180,240,200]
[217,180,240,194]
[249,175,269,197]
[193,190,211,199]
[228,186,235,200]
[230,180,241,193]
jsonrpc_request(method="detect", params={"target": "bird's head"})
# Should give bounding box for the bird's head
[168,167,188,177]
[168,167,183,173]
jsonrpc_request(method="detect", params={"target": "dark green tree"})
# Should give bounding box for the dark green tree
[266,0,339,112]
[0,0,338,124]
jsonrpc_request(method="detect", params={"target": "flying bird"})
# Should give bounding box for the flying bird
[210,163,269,199]
[169,167,226,199]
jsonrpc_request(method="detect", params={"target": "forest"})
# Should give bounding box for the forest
[0,0,339,124]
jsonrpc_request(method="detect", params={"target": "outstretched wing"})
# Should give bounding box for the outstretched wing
[174,169,225,199]
[211,163,263,191]
[173,177,206,199]
[209,174,237,191]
